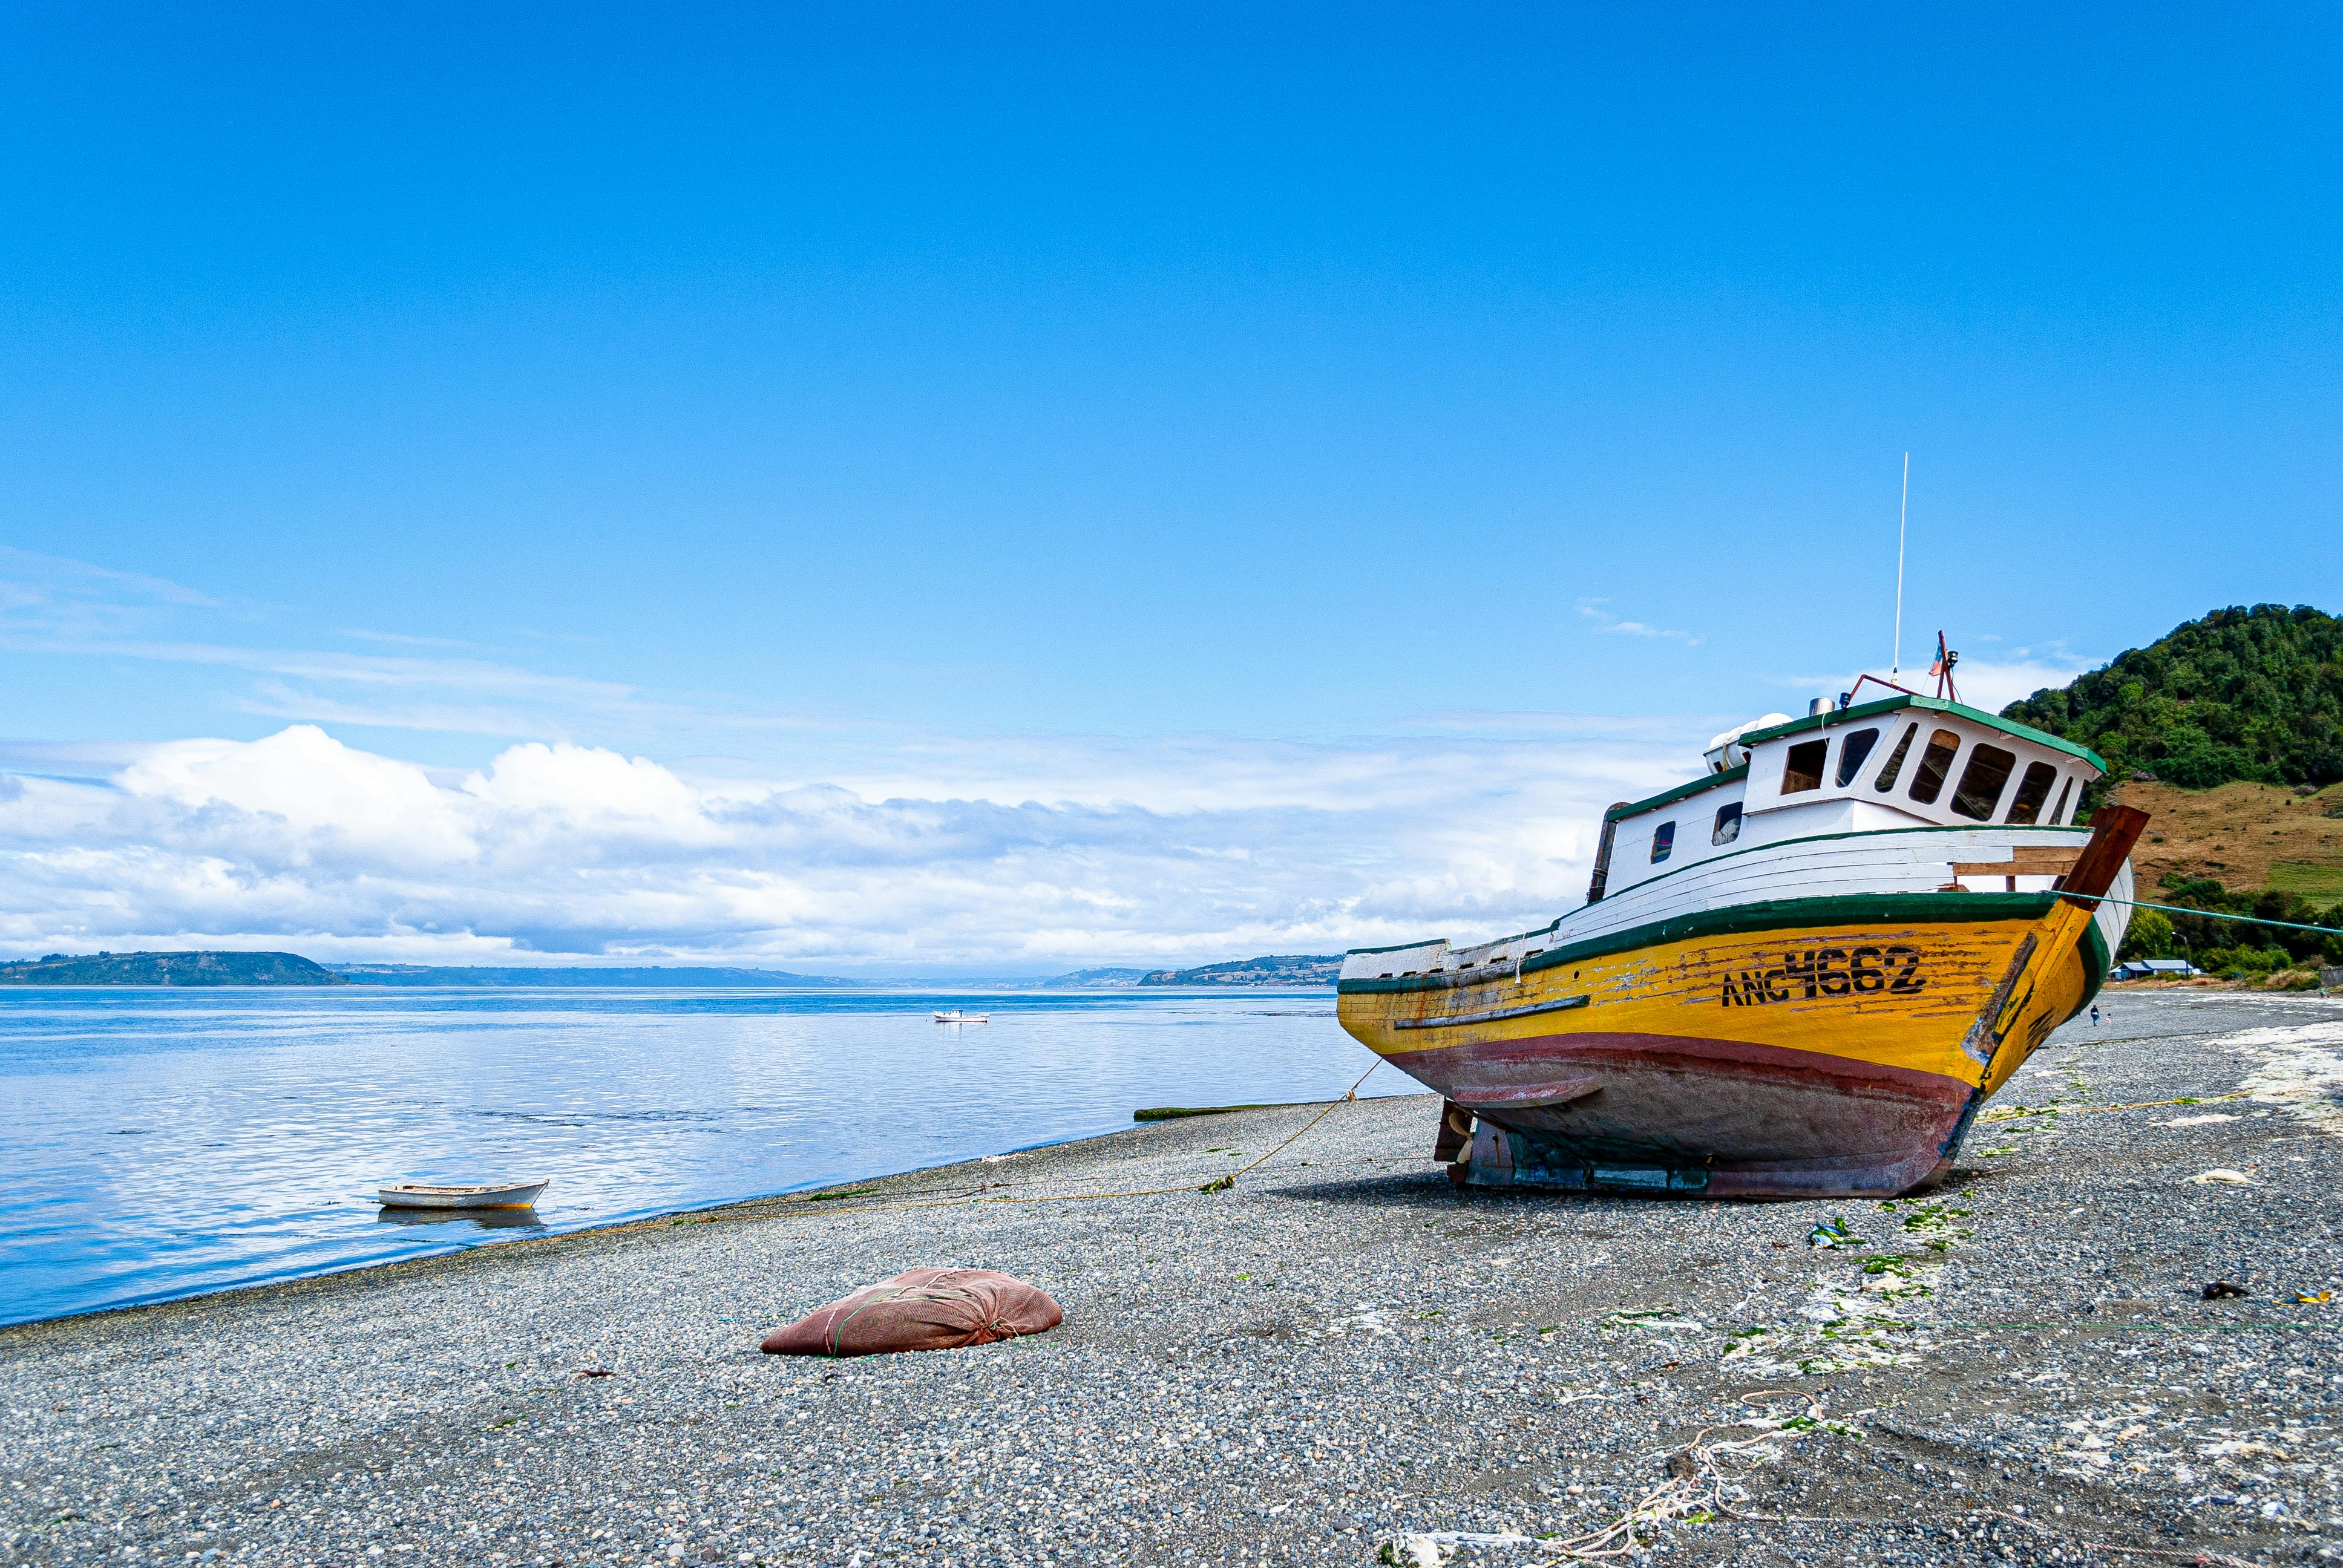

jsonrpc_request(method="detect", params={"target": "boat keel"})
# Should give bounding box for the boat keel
[1447,1111,1958,1199]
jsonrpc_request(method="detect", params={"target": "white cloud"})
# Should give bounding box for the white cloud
[0,546,813,745]
[0,720,1702,973]
[0,545,216,613]
[1771,649,2097,717]
[119,727,475,865]
[0,547,2104,973]
[1576,598,1702,646]
[1940,656,2096,714]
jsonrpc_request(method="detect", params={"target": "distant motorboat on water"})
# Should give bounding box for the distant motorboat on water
[931,1010,991,1024]
[375,1179,549,1210]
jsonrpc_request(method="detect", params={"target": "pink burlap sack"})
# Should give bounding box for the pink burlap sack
[759,1268,1063,1357]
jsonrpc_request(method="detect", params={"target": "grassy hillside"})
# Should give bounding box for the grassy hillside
[2109,779,2343,893]
[2001,603,2342,792]
[0,950,347,986]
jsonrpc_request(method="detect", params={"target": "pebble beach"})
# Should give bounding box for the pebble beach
[4,989,2339,1567]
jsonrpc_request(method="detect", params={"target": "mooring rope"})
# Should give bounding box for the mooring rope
[1199,1057,1382,1193]
[2062,889,2343,941]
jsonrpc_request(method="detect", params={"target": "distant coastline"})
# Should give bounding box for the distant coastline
[1138,954,1340,988]
[0,950,1345,988]
[0,951,346,987]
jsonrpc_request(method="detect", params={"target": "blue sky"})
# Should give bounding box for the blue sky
[2,6,2338,969]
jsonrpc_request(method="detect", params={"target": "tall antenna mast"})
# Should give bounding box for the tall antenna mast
[1892,451,1909,675]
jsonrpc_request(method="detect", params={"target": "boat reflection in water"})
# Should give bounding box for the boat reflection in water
[373,1205,546,1230]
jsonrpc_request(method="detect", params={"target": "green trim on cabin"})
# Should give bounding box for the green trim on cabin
[1603,764,1748,823]
[1734,696,2108,773]
[1728,693,1910,747]
[1337,890,2060,994]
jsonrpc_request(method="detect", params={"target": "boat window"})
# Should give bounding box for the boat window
[2050,777,2074,825]
[1907,729,1962,805]
[1650,821,1676,863]
[1832,728,1881,787]
[1872,724,1917,791]
[1780,739,1828,794]
[2004,761,2059,825]
[1712,803,1742,845]
[1950,743,2017,820]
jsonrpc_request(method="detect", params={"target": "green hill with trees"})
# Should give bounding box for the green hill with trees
[2000,603,2342,793]
[2000,604,2343,978]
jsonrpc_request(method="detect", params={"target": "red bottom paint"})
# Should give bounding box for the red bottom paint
[1395,1030,1975,1199]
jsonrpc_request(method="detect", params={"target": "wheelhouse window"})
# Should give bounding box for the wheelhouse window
[1950,743,2017,820]
[1907,729,1962,805]
[1781,739,1828,794]
[2004,761,2059,825]
[1833,728,1881,786]
[1712,802,1742,845]
[1872,723,1917,792]
[1650,821,1676,863]
[2050,777,2074,825]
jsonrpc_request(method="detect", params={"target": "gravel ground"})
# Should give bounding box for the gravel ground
[4,988,2340,1568]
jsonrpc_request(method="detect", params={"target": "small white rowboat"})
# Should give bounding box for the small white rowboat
[376,1179,549,1210]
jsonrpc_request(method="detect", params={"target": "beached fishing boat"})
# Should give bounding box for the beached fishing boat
[375,1179,548,1210]
[1336,682,2145,1198]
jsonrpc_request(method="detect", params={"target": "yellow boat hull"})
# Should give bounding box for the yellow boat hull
[1336,890,2109,1198]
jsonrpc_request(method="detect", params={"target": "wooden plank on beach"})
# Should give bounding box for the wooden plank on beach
[1132,1100,1320,1122]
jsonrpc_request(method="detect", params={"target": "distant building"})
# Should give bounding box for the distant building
[2111,958,2201,981]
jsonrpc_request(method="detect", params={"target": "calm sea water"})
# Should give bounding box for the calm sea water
[0,987,1397,1327]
